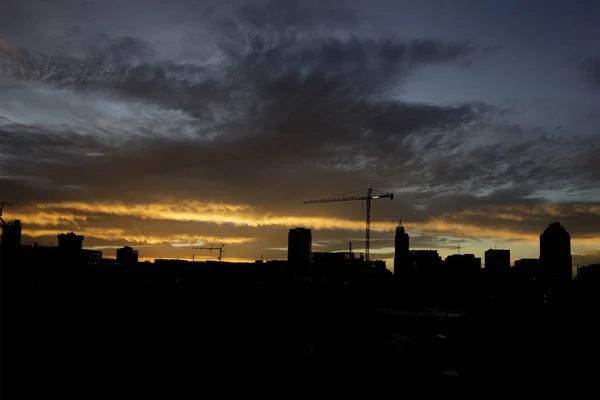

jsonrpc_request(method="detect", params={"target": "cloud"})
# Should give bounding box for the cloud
[13,201,399,232]
[581,57,600,91]
[1,0,599,264]
[21,227,255,246]
[13,199,600,246]
[573,251,600,267]
[0,23,485,209]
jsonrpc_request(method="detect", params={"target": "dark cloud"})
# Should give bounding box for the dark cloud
[0,9,484,210]
[582,57,600,91]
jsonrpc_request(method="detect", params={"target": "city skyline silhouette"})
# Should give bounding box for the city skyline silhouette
[1,0,600,397]
[2,199,600,270]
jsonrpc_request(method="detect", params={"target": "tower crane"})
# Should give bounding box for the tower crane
[304,188,393,262]
[0,201,12,225]
[192,244,226,262]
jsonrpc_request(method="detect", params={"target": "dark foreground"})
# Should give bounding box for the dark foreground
[4,282,599,398]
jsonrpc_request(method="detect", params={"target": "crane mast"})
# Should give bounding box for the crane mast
[304,188,393,261]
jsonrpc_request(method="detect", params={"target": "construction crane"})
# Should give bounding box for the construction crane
[304,188,393,262]
[192,244,226,262]
[0,201,12,225]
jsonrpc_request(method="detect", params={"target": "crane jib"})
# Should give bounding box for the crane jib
[303,189,394,262]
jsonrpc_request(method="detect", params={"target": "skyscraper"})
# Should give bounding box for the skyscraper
[288,228,311,265]
[394,221,411,276]
[540,222,572,284]
[485,249,510,271]
[1,219,22,266]
[1,219,22,250]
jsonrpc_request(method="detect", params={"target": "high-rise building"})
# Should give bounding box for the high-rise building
[540,222,572,283]
[394,221,412,276]
[1,219,22,266]
[485,249,510,271]
[412,250,442,274]
[1,219,22,250]
[288,228,311,265]
[57,232,84,251]
[445,254,481,274]
[117,246,139,265]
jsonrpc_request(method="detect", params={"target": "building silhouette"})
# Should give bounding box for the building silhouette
[393,221,411,277]
[1,219,22,266]
[312,251,349,264]
[445,254,481,274]
[55,232,102,265]
[288,228,311,265]
[1,218,22,251]
[117,246,139,265]
[412,250,442,274]
[540,222,572,284]
[485,249,510,271]
[58,232,84,251]
[514,258,540,275]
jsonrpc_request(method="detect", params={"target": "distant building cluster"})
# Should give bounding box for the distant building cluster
[0,220,137,268]
[0,214,597,306]
[392,221,574,285]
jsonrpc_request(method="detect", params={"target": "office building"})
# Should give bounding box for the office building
[540,222,572,283]
[412,250,442,274]
[1,219,22,266]
[117,246,139,265]
[58,232,84,251]
[445,254,481,274]
[288,228,311,265]
[485,249,510,271]
[394,221,412,276]
[1,219,22,250]
[82,249,103,265]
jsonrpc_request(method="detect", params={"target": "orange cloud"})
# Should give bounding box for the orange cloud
[12,201,600,250]
[21,227,256,245]
[15,201,397,231]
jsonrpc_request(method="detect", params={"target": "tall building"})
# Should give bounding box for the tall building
[540,222,572,283]
[288,228,311,265]
[445,254,481,274]
[394,221,412,276]
[485,249,510,271]
[117,246,139,265]
[57,232,84,251]
[1,219,22,266]
[412,250,442,274]
[1,219,22,250]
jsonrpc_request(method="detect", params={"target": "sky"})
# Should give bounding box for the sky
[1,0,600,269]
